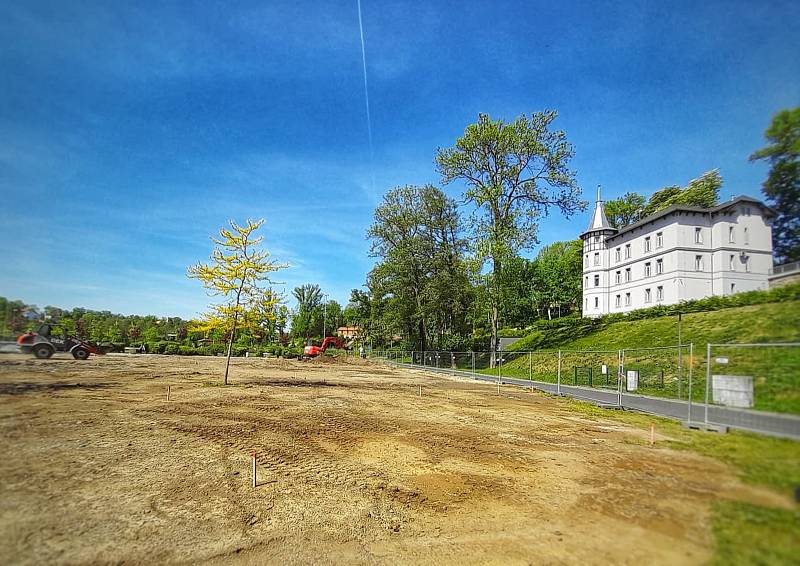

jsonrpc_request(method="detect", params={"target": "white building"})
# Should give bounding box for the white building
[580,194,774,318]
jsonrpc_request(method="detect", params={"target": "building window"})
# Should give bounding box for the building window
[656,232,663,248]
[729,226,735,243]
[625,244,631,259]
[594,297,599,309]
[615,295,621,308]
[615,271,621,284]
[729,254,735,271]
[656,286,664,301]
[644,262,651,277]
[645,288,652,303]
[656,259,663,274]
[625,293,631,306]
[585,276,588,287]
[625,268,631,282]
[695,227,702,244]
[594,274,600,287]
[644,237,651,252]
[744,227,749,245]
[744,255,750,272]
[730,283,736,294]
[615,248,621,262]
[594,252,600,266]
[695,255,703,271]
[594,235,600,243]
[585,298,588,310]
[744,207,751,216]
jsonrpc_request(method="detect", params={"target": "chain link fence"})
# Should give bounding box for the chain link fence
[692,343,800,434]
[370,342,800,439]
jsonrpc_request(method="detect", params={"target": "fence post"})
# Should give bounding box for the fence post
[687,343,693,423]
[528,351,532,381]
[704,343,711,424]
[436,352,439,370]
[677,343,683,400]
[618,349,624,408]
[497,352,502,385]
[472,351,475,375]
[557,350,562,395]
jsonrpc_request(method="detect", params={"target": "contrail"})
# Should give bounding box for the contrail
[356,0,375,190]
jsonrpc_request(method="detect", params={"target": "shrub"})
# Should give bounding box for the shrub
[163,343,179,355]
[282,346,301,359]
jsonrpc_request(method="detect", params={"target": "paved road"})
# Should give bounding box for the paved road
[386,360,800,441]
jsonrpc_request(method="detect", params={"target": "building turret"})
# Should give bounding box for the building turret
[580,188,617,317]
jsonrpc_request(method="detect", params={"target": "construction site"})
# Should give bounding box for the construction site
[1,352,796,565]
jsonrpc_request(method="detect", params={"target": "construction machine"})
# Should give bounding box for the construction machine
[17,323,107,360]
[303,336,348,358]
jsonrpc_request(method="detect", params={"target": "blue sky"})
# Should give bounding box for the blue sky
[1,0,798,318]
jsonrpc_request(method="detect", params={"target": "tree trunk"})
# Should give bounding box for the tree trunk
[490,303,499,368]
[223,313,238,386]
[490,254,501,368]
[224,286,244,386]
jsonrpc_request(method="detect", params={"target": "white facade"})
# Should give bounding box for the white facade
[580,196,774,318]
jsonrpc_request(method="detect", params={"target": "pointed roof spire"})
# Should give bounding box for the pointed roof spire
[582,184,615,235]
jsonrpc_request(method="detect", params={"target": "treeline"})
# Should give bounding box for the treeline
[343,116,739,355]
[340,112,587,355]
[0,297,191,348]
[604,170,721,229]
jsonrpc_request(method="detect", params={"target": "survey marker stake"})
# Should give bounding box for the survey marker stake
[251,452,257,488]
[167,385,170,401]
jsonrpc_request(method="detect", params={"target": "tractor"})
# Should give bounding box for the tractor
[17,323,107,360]
[303,336,349,358]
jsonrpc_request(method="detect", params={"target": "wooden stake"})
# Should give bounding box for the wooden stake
[650,424,655,446]
[251,452,257,488]
[418,385,421,397]
[167,385,171,401]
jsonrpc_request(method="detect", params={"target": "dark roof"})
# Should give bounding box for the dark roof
[606,196,775,242]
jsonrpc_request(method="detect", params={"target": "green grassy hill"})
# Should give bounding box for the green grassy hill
[508,301,800,352]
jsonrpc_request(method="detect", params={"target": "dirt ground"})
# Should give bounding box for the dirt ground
[0,353,791,565]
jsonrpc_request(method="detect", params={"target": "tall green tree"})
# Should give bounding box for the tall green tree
[531,239,583,319]
[367,185,471,351]
[605,171,722,230]
[292,284,323,311]
[750,107,800,263]
[436,111,583,363]
[605,192,646,229]
[641,170,721,218]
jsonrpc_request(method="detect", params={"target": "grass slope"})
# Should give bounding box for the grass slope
[508,301,800,352]
[495,301,800,413]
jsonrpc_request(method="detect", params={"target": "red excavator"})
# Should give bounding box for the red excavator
[17,323,107,360]
[303,336,348,358]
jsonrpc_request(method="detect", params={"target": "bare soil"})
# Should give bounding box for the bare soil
[0,353,789,564]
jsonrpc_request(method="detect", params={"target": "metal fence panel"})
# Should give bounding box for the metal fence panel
[705,343,800,417]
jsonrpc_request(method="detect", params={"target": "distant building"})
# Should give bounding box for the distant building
[336,326,361,340]
[580,193,774,318]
